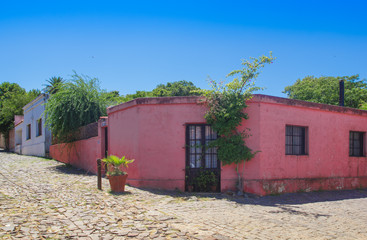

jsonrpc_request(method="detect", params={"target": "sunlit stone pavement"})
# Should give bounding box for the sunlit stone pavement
[1,151,367,239]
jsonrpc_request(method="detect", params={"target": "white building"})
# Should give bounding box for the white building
[15,94,52,157]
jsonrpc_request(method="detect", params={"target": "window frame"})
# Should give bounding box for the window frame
[36,118,42,137]
[186,124,219,169]
[26,124,31,140]
[285,125,308,156]
[349,131,365,157]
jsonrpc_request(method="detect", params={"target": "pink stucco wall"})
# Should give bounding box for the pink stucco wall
[243,95,367,195]
[14,115,24,126]
[107,95,367,195]
[107,97,207,190]
[49,118,107,174]
[50,137,101,174]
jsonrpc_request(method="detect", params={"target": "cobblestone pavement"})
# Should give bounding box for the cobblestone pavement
[1,152,367,239]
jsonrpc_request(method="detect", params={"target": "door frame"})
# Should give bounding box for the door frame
[185,124,220,192]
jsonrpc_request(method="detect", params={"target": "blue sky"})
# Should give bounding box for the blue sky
[1,0,366,97]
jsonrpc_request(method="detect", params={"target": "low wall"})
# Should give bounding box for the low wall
[0,133,6,149]
[50,136,102,174]
[9,129,15,152]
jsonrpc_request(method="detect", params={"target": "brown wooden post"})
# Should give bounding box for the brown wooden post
[97,159,102,190]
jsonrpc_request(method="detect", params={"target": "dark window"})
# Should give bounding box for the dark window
[286,125,307,155]
[349,131,364,157]
[187,125,218,168]
[26,124,31,140]
[36,118,42,137]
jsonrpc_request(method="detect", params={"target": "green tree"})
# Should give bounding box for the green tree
[203,52,275,194]
[43,76,64,94]
[152,80,201,97]
[283,75,367,109]
[45,72,108,142]
[107,90,154,104]
[103,80,202,106]
[0,82,24,108]
[0,82,40,149]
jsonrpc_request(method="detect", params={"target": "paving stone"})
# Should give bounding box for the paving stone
[2,152,367,240]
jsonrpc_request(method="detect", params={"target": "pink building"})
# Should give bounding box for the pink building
[106,94,367,195]
[51,94,367,195]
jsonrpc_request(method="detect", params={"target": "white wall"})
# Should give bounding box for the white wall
[20,94,51,157]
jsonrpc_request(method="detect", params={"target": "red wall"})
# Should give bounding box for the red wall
[49,119,107,174]
[50,137,101,174]
[107,97,207,190]
[9,129,15,152]
[243,95,367,195]
[107,95,367,195]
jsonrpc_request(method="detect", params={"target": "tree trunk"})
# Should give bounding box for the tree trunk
[236,163,243,195]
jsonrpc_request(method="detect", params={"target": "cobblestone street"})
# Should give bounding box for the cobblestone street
[1,152,367,239]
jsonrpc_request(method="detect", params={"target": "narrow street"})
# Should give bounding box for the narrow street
[1,152,367,239]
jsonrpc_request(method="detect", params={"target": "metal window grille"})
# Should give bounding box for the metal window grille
[349,131,364,157]
[285,125,306,155]
[187,125,218,169]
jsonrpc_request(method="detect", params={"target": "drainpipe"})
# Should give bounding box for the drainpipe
[339,79,344,107]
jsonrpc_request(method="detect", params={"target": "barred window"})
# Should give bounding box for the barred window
[349,131,364,157]
[286,125,307,155]
[187,125,218,168]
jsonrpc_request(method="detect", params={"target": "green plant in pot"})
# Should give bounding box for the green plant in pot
[195,170,218,192]
[186,175,195,192]
[102,155,134,193]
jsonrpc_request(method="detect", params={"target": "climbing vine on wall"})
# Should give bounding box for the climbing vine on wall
[203,52,275,194]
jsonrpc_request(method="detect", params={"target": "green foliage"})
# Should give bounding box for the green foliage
[152,80,201,97]
[104,80,202,106]
[194,170,217,191]
[283,75,367,109]
[205,91,248,136]
[45,72,108,142]
[0,82,40,148]
[203,52,275,193]
[210,133,256,166]
[43,76,64,94]
[102,155,134,176]
[0,82,24,102]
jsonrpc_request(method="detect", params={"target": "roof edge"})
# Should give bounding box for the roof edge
[107,94,367,117]
[107,96,203,114]
[23,93,48,110]
[252,94,367,116]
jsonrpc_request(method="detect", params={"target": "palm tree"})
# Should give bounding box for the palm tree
[43,77,64,94]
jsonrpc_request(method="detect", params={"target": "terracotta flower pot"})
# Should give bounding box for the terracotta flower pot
[108,174,128,193]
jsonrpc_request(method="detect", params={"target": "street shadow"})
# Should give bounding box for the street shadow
[109,191,133,196]
[50,164,95,176]
[0,149,13,154]
[137,187,367,207]
[41,160,367,207]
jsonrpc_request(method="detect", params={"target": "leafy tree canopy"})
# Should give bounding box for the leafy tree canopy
[0,82,40,142]
[0,82,25,108]
[203,52,275,194]
[105,80,202,105]
[152,80,201,97]
[283,75,367,109]
[45,72,108,142]
[43,76,64,94]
